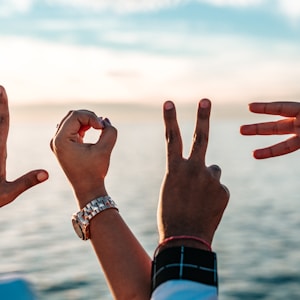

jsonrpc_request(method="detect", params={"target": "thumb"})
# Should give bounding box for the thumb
[10,170,49,199]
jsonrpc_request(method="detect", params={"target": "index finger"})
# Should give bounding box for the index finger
[51,110,104,152]
[0,86,9,178]
[189,99,211,163]
[249,102,300,117]
[56,110,104,140]
[163,101,183,165]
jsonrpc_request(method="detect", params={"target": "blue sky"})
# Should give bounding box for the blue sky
[1,0,300,105]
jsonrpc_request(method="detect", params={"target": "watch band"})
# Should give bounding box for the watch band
[72,195,118,240]
[151,246,218,293]
[81,195,118,222]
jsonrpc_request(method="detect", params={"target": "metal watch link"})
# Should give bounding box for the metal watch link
[72,195,118,240]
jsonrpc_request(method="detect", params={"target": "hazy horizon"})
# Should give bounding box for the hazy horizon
[9,100,275,124]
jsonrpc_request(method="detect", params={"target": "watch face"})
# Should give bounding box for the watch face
[72,217,85,240]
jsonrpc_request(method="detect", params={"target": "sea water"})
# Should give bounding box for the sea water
[1,103,300,299]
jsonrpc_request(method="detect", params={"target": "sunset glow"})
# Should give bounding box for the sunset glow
[1,0,300,105]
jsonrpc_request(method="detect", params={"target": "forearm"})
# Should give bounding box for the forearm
[90,209,152,300]
[51,110,150,298]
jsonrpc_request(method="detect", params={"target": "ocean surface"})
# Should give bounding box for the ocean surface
[1,102,300,299]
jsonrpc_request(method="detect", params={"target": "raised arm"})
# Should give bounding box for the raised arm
[151,99,229,299]
[158,99,229,245]
[50,110,151,300]
[240,102,300,159]
[0,86,48,207]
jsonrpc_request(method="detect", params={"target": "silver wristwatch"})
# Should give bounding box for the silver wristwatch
[72,195,118,240]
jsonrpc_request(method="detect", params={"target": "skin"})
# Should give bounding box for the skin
[158,99,230,250]
[0,83,228,297]
[50,110,151,300]
[51,99,230,298]
[0,85,48,208]
[240,102,300,159]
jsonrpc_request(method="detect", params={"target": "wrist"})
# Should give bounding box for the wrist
[74,184,107,209]
[156,235,212,256]
[159,239,211,252]
[72,195,118,240]
[158,226,213,246]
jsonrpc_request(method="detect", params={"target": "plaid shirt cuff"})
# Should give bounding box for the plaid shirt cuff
[151,246,218,293]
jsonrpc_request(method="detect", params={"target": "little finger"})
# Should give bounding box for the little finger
[254,136,300,159]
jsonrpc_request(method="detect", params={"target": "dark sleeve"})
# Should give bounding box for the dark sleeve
[151,246,218,294]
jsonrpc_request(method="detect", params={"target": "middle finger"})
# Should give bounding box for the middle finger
[189,98,211,164]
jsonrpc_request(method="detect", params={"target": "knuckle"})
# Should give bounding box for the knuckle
[69,110,78,118]
[166,129,178,144]
[186,162,201,176]
[0,114,6,124]
[108,125,118,136]
[49,139,54,151]
[103,126,118,140]
[51,136,64,153]
[22,176,35,189]
[194,132,208,146]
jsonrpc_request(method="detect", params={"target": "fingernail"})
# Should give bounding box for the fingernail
[37,171,48,182]
[98,117,105,127]
[104,118,111,125]
[164,101,174,110]
[200,99,210,108]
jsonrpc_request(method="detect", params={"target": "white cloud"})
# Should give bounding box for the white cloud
[47,0,183,13]
[199,0,264,7]
[1,0,300,21]
[0,0,33,16]
[47,0,265,13]
[0,0,275,16]
[1,35,300,106]
[277,0,300,21]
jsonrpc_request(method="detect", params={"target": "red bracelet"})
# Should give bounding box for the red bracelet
[154,235,212,257]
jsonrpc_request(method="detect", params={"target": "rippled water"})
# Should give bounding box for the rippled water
[1,104,300,299]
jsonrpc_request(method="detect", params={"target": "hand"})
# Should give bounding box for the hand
[240,102,300,159]
[50,110,117,208]
[0,86,48,207]
[51,110,152,300]
[157,99,229,248]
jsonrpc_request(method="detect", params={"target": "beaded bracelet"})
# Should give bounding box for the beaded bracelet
[154,235,212,257]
